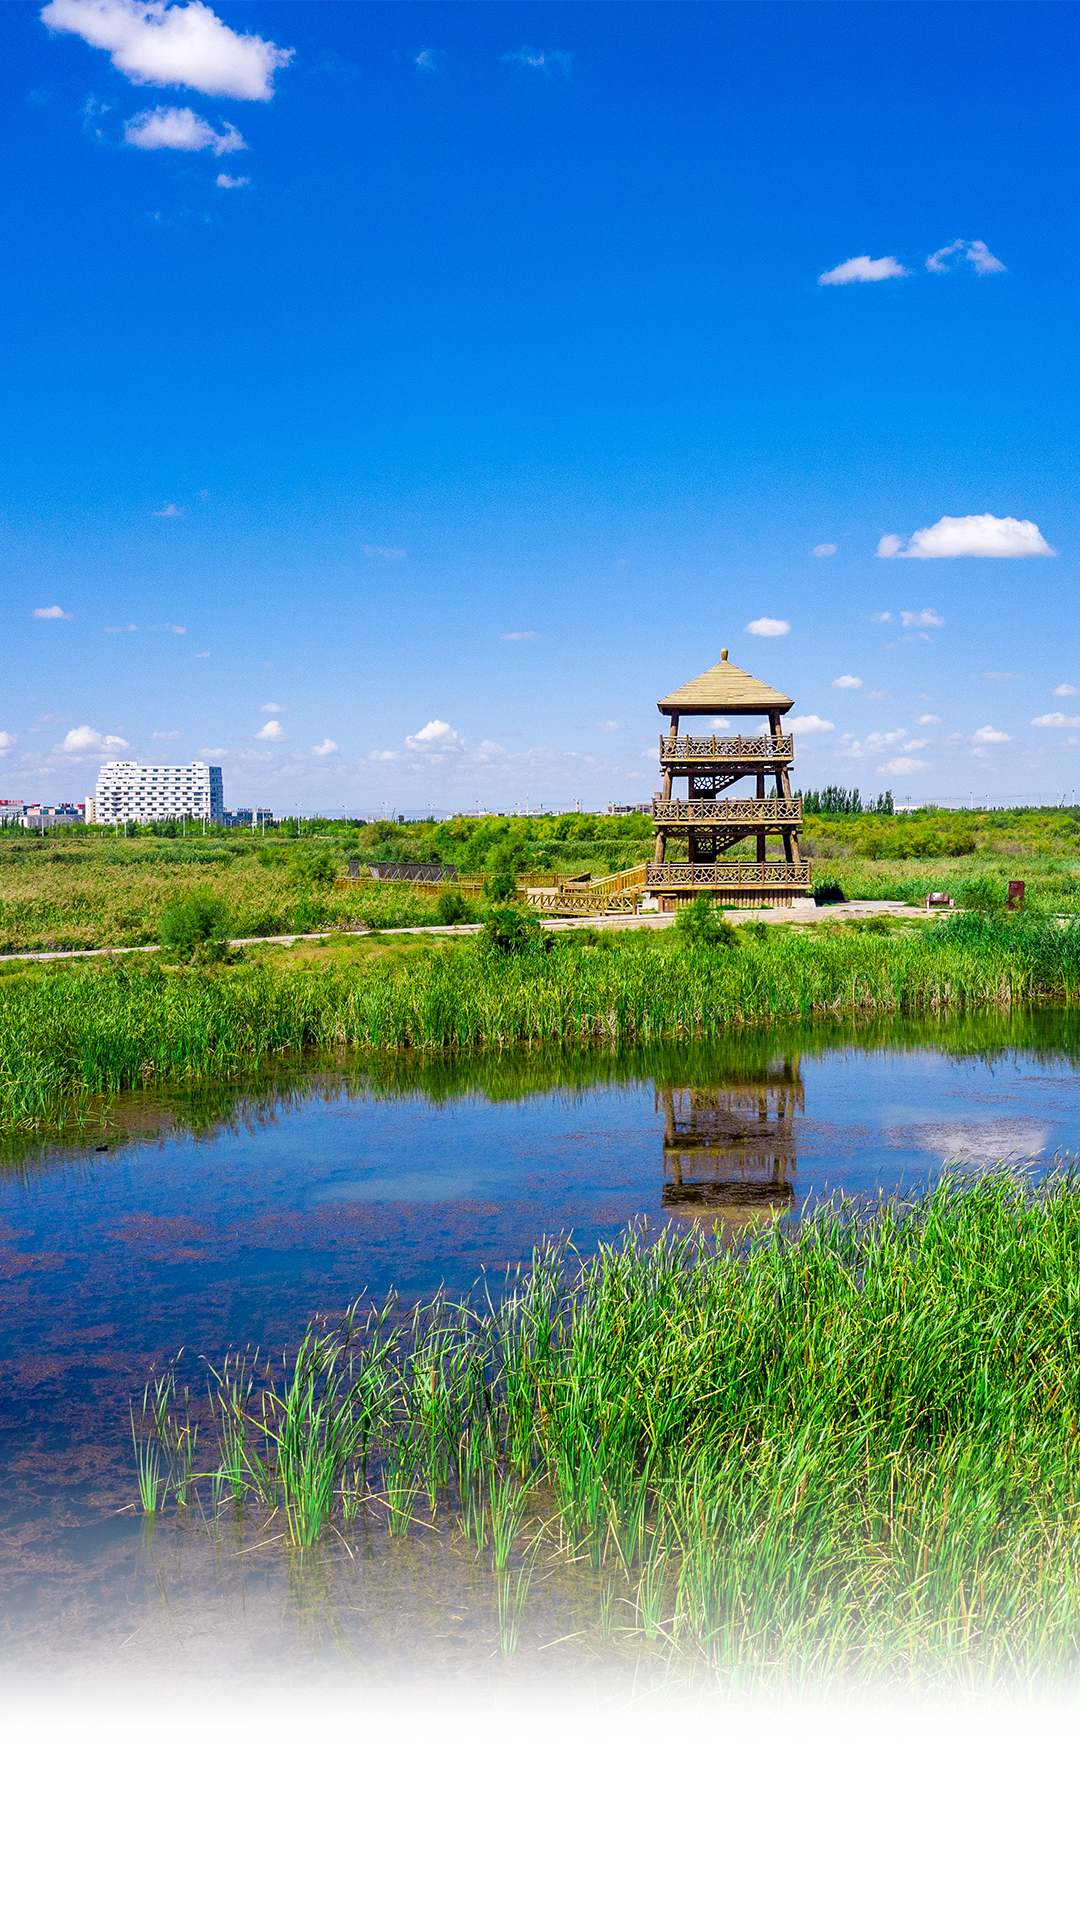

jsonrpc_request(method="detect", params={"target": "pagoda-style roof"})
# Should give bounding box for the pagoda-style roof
[658,654,793,716]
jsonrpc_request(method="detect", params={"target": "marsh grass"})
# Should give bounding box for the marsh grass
[8,913,1080,1131]
[132,1165,1080,1691]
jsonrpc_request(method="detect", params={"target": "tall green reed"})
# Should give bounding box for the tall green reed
[136,1164,1080,1686]
[10,914,1080,1130]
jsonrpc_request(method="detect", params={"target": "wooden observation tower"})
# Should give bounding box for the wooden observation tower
[647,650,810,908]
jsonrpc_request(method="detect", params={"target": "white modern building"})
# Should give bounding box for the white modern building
[94,761,224,825]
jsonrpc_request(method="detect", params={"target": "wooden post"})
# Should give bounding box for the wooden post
[655,714,679,862]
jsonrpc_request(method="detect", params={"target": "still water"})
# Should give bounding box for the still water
[5,1008,1080,1681]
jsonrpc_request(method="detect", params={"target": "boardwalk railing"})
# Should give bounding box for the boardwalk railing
[652,797,802,826]
[659,734,793,764]
[646,861,811,888]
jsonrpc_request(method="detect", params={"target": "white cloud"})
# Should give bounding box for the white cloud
[312,738,339,756]
[194,649,209,658]
[215,171,249,189]
[837,727,925,764]
[918,713,943,725]
[154,500,181,516]
[880,755,930,775]
[1054,684,1078,697]
[152,729,180,739]
[0,732,18,750]
[967,241,1007,275]
[818,254,909,286]
[927,237,1007,276]
[41,0,292,100]
[745,617,790,637]
[879,515,1055,560]
[972,725,1010,744]
[926,239,964,274]
[982,671,1023,682]
[406,719,464,753]
[259,702,286,713]
[871,611,892,623]
[255,719,286,742]
[788,714,834,737]
[1031,713,1080,729]
[900,608,946,628]
[145,621,186,632]
[33,605,70,619]
[104,623,138,631]
[596,720,619,731]
[124,104,245,152]
[55,725,128,754]
[502,631,538,641]
[812,544,837,557]
[865,690,889,701]
[833,676,862,689]
[415,48,444,73]
[501,46,572,73]
[363,545,405,558]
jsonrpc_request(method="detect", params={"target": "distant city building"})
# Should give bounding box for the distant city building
[0,799,23,826]
[606,802,652,815]
[22,802,85,827]
[94,761,224,825]
[222,808,275,829]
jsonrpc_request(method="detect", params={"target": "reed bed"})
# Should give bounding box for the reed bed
[138,1167,1080,1690]
[5,914,1080,1130]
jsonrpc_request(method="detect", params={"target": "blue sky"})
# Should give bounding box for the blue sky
[3,1,1078,813]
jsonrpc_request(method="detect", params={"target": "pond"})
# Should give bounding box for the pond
[5,1005,1080,1685]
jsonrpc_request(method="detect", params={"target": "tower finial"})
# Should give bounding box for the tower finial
[721,648,728,662]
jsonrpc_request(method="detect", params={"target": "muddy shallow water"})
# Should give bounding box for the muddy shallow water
[5,1008,1080,1682]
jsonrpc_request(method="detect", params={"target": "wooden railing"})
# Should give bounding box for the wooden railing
[652,798,802,826]
[646,861,811,888]
[525,861,649,914]
[588,862,649,895]
[659,734,793,764]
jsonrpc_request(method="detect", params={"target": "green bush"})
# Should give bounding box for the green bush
[673,896,736,947]
[482,871,518,905]
[158,888,231,961]
[290,849,337,889]
[957,876,1004,914]
[478,905,547,955]
[435,888,471,925]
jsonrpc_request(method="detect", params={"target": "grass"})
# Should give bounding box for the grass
[0,837,439,953]
[134,1165,1080,1691]
[7,802,1080,955]
[5,912,1080,1131]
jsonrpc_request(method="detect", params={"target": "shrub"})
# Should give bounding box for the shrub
[292,896,319,934]
[957,876,1004,914]
[814,881,845,905]
[290,849,337,889]
[482,871,518,905]
[478,905,547,954]
[673,896,736,947]
[435,889,470,925]
[158,888,231,962]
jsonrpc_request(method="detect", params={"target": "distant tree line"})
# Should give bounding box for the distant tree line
[796,786,894,816]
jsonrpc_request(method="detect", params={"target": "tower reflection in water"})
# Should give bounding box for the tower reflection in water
[657,1054,803,1233]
